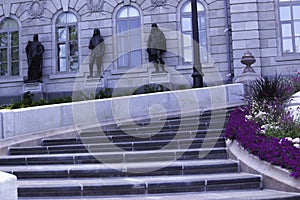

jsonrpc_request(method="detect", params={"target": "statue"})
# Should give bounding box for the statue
[88,28,105,78]
[25,34,44,82]
[147,23,167,73]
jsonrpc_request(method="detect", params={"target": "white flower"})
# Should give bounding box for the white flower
[245,115,252,120]
[292,138,300,144]
[256,111,266,118]
[293,143,300,149]
[286,137,293,142]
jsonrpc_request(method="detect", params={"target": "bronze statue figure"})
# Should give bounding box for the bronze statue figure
[25,34,44,82]
[147,23,167,73]
[88,28,105,78]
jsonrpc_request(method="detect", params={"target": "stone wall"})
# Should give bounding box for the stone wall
[1,0,299,104]
[0,0,231,104]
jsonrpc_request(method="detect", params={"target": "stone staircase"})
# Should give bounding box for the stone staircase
[0,108,299,199]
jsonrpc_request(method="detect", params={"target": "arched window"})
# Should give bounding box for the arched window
[0,18,19,76]
[181,1,207,63]
[56,12,79,72]
[279,0,300,53]
[116,6,141,68]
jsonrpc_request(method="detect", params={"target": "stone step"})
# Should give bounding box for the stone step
[116,115,229,129]
[86,121,227,137]
[9,137,226,155]
[0,160,238,179]
[0,148,228,165]
[17,173,262,197]
[17,190,300,200]
[42,129,225,146]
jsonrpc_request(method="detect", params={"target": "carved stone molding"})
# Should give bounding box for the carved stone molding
[26,1,46,19]
[87,0,104,12]
[151,0,167,7]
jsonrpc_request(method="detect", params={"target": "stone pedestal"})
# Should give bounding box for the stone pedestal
[234,72,260,96]
[23,82,44,100]
[150,71,170,82]
[150,71,171,89]
[86,77,105,88]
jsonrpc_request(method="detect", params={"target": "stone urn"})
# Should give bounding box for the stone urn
[241,51,256,73]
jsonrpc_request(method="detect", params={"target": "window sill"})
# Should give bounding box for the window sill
[110,67,149,75]
[0,76,24,84]
[275,54,300,62]
[176,63,214,70]
[49,72,84,80]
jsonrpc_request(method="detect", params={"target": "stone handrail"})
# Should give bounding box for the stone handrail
[0,84,244,139]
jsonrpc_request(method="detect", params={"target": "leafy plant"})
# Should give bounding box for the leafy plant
[246,99,300,138]
[290,72,300,93]
[96,88,112,99]
[226,107,300,178]
[133,84,170,95]
[249,75,293,104]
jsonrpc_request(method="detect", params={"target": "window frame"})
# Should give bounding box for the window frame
[55,12,79,73]
[279,0,300,54]
[180,0,208,64]
[0,18,19,77]
[116,6,142,69]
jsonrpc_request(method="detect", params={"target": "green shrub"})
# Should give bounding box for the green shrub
[249,75,293,104]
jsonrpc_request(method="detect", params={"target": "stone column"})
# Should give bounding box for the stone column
[230,0,261,76]
[0,171,17,200]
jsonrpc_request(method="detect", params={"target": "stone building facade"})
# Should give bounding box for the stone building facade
[0,0,299,104]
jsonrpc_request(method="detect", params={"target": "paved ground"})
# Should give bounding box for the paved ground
[18,189,300,200]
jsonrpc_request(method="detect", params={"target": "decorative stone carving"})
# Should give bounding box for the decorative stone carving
[151,0,167,7]
[27,1,46,19]
[124,0,130,6]
[87,0,104,12]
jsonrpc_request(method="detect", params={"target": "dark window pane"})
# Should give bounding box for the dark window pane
[70,41,78,56]
[69,56,79,71]
[0,63,7,76]
[1,49,7,62]
[11,47,18,61]
[11,61,19,76]
[69,26,78,40]
[11,31,18,46]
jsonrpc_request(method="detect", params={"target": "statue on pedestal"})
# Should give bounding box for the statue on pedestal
[147,23,167,73]
[88,28,105,78]
[25,34,44,82]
